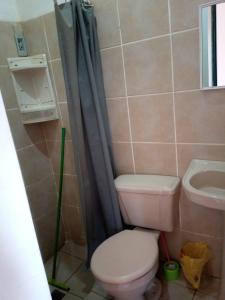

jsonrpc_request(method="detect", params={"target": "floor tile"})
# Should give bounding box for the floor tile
[171,273,220,298]
[63,293,82,300]
[193,294,217,300]
[45,251,82,282]
[197,276,220,298]
[92,282,108,298]
[169,274,220,297]
[61,240,86,260]
[92,282,112,299]
[85,292,105,300]
[66,264,95,298]
[160,281,195,300]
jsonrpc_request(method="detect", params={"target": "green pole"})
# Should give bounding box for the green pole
[48,127,70,291]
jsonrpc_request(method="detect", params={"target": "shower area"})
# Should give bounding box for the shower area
[0,0,120,298]
[0,0,82,299]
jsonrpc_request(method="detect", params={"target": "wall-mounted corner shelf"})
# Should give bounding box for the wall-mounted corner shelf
[7,54,59,124]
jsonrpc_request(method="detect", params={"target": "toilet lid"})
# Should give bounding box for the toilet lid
[91,229,158,284]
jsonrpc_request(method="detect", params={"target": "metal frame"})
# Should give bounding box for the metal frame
[199,0,225,90]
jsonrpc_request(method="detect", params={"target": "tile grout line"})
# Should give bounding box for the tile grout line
[172,26,199,35]
[100,27,199,52]
[112,141,225,146]
[168,0,179,178]
[49,59,64,123]
[104,88,204,101]
[42,15,69,243]
[42,14,64,124]
[16,141,44,152]
[6,107,19,111]
[42,15,52,61]
[116,0,136,174]
[25,173,53,189]
[181,228,224,240]
[49,58,61,63]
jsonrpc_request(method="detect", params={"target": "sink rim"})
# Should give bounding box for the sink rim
[182,159,225,210]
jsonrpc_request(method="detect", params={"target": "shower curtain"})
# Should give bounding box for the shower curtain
[55,0,123,265]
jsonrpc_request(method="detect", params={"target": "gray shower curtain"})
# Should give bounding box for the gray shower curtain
[55,0,123,265]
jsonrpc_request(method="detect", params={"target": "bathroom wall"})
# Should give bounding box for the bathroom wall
[0,18,64,260]
[23,11,85,245]
[93,0,225,277]
[0,1,84,260]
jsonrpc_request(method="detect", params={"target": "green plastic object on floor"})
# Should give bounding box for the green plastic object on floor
[164,261,180,281]
[48,128,70,292]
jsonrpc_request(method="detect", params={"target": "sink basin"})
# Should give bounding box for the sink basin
[182,159,225,211]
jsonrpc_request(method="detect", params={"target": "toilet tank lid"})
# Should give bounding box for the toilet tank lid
[115,174,180,194]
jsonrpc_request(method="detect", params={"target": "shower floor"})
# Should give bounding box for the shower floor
[45,241,220,300]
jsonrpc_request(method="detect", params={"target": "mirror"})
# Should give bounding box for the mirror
[200,1,225,89]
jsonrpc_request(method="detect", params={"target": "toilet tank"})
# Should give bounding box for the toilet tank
[114,175,180,232]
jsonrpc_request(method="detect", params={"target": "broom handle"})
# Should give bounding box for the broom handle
[160,231,171,262]
[52,127,66,280]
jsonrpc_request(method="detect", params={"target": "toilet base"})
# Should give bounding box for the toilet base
[112,278,161,300]
[116,294,145,300]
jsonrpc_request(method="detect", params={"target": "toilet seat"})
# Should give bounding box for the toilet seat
[91,229,158,285]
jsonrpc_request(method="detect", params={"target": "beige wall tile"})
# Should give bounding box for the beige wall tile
[43,12,60,60]
[56,175,80,207]
[35,212,65,261]
[0,22,17,65]
[173,30,200,91]
[165,229,182,261]
[133,143,177,176]
[0,67,18,109]
[170,0,207,32]
[17,142,52,186]
[180,190,223,238]
[175,90,225,143]
[26,175,57,221]
[47,140,76,175]
[51,60,67,102]
[59,102,71,139]
[51,59,67,102]
[62,205,84,245]
[129,94,175,142]
[93,0,120,49]
[119,0,169,43]
[42,119,62,141]
[124,37,172,95]
[181,231,222,277]
[112,142,134,175]
[22,17,49,57]
[7,109,44,149]
[177,144,225,177]
[165,227,223,277]
[101,47,125,98]
[107,98,130,142]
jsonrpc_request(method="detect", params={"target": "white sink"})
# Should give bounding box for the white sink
[182,159,225,211]
[183,159,225,300]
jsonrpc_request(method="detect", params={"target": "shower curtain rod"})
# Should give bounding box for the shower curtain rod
[53,0,93,7]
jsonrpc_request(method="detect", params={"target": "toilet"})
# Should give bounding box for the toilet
[91,174,180,300]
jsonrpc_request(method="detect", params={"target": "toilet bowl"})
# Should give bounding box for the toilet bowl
[91,174,180,300]
[91,228,159,300]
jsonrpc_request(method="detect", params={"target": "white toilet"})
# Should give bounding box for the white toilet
[91,174,180,300]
